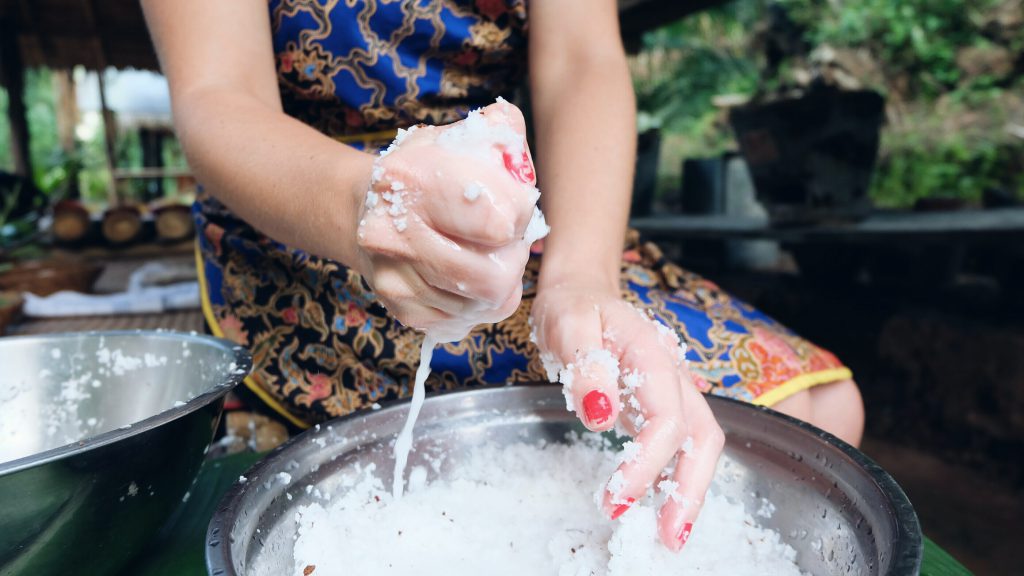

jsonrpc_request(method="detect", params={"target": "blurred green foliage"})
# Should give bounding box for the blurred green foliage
[0,71,56,178]
[1,68,186,204]
[25,69,59,187]
[632,3,760,156]
[0,69,110,201]
[637,0,1024,207]
[780,0,1007,98]
[874,133,1009,208]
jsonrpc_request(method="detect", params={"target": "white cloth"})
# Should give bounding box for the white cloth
[22,262,199,317]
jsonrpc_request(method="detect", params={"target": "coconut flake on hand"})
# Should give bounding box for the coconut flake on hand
[523,206,550,244]
[557,348,620,416]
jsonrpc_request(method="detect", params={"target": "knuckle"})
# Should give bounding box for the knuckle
[494,266,521,290]
[475,274,513,305]
[374,157,406,184]
[497,287,523,317]
[480,208,517,244]
[372,286,402,305]
[501,102,527,129]
[706,423,726,452]
[372,278,412,305]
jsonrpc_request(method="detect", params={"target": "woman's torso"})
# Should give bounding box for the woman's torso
[269,0,529,141]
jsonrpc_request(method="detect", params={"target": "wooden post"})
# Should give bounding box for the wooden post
[54,69,80,198]
[96,69,120,205]
[0,17,32,179]
[54,70,77,154]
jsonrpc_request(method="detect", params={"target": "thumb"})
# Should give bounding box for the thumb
[544,314,621,432]
[566,348,621,432]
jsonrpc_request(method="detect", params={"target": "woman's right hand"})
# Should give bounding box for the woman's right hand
[353,100,547,341]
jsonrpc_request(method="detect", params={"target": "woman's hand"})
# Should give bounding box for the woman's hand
[531,283,725,551]
[355,101,548,341]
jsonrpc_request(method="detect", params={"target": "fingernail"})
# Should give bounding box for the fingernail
[611,497,635,520]
[502,150,535,184]
[676,522,694,549]
[582,390,613,426]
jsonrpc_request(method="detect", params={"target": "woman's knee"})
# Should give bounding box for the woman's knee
[770,388,813,421]
[809,378,865,447]
[768,379,864,447]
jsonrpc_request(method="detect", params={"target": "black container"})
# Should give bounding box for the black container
[631,128,661,217]
[681,156,727,215]
[729,87,885,223]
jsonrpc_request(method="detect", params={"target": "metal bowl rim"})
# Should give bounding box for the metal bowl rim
[0,329,251,476]
[206,385,922,576]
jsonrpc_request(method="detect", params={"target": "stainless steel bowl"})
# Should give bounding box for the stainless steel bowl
[0,331,250,576]
[208,386,921,575]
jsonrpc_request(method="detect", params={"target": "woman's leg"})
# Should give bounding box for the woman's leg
[771,379,864,447]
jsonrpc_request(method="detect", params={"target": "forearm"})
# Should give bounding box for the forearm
[174,88,373,272]
[530,45,636,293]
[142,0,374,272]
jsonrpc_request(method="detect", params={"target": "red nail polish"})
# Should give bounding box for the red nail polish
[676,522,693,548]
[502,150,535,184]
[582,390,613,425]
[611,497,636,520]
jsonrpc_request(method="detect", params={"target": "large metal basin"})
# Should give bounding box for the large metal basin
[208,386,922,575]
[0,331,250,576]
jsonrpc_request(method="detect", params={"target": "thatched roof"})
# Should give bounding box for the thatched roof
[0,0,158,70]
[0,0,728,72]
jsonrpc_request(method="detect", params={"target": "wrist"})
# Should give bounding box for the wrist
[537,250,620,295]
[325,151,376,275]
[536,209,626,296]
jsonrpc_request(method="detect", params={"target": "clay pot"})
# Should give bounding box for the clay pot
[152,203,194,242]
[52,200,94,245]
[102,205,144,245]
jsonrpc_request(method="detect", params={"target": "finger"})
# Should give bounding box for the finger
[373,153,537,251]
[413,226,530,309]
[602,413,685,518]
[479,99,528,136]
[476,281,523,325]
[438,280,524,327]
[361,202,528,312]
[429,177,525,246]
[600,308,688,516]
[657,387,725,551]
[616,414,640,438]
[566,348,622,432]
[370,261,475,317]
[374,105,537,246]
[357,205,416,261]
[541,305,622,432]
[373,295,451,332]
[478,101,535,186]
[419,166,537,247]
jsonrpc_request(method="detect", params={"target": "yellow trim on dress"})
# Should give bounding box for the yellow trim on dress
[751,367,854,407]
[194,242,311,429]
[333,129,399,147]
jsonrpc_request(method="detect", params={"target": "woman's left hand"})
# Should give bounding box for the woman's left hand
[530,283,725,551]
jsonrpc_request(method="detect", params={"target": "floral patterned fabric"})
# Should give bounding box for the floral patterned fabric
[195,0,850,428]
[271,0,527,138]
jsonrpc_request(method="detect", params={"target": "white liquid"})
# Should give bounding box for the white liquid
[391,334,437,498]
